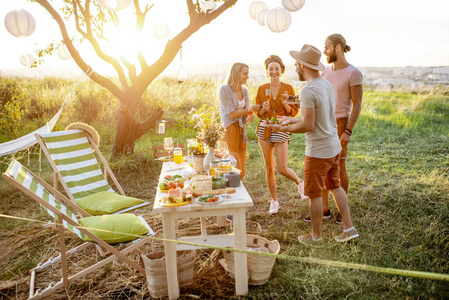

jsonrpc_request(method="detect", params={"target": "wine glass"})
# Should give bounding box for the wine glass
[215,140,229,159]
[265,88,271,101]
[164,137,174,167]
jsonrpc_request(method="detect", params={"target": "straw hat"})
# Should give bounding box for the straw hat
[65,122,100,146]
[289,44,325,71]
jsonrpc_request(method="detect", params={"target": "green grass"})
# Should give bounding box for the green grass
[0,77,448,299]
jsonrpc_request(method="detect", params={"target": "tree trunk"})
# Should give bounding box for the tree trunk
[112,97,164,157]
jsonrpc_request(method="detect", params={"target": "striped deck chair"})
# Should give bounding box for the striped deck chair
[35,129,149,215]
[2,159,154,300]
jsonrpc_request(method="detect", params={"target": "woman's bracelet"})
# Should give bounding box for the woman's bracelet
[344,128,352,136]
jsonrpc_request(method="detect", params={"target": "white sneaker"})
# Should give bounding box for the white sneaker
[297,179,308,200]
[269,200,279,215]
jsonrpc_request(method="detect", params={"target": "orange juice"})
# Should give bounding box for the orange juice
[173,148,183,164]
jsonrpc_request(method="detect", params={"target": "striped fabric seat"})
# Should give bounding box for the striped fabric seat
[6,159,83,238]
[39,130,114,200]
[36,129,149,214]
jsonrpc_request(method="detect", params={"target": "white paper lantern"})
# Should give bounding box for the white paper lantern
[282,0,306,12]
[257,9,269,26]
[95,0,132,11]
[58,44,72,60]
[249,1,268,20]
[201,1,216,13]
[153,24,169,40]
[266,8,292,33]
[4,9,36,38]
[20,54,35,67]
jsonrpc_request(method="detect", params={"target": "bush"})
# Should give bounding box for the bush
[0,75,26,139]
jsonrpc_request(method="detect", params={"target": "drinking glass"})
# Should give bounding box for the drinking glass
[215,140,229,159]
[173,147,183,164]
[265,88,271,101]
[186,138,197,156]
[164,137,174,167]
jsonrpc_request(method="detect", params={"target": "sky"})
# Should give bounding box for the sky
[1,0,448,76]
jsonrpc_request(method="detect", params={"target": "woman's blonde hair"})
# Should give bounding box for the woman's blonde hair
[227,63,249,90]
[326,33,351,53]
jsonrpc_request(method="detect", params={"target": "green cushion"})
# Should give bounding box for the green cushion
[77,191,146,215]
[79,213,150,244]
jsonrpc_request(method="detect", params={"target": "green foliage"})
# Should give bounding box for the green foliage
[0,75,26,139]
[190,104,224,147]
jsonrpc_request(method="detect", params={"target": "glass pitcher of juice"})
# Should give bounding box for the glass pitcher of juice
[173,147,183,164]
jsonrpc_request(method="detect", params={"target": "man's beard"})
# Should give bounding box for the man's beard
[297,70,305,81]
[327,51,337,64]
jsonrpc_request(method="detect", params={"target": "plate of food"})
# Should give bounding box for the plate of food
[195,195,224,204]
[156,196,190,207]
[156,156,172,162]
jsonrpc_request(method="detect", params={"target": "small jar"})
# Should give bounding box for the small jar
[221,159,232,172]
[210,160,220,178]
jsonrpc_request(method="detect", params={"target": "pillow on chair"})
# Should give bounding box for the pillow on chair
[79,213,150,244]
[77,191,146,215]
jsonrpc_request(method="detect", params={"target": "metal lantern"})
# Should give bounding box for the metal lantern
[155,120,167,135]
[20,54,35,67]
[257,9,269,26]
[4,9,36,38]
[249,1,268,20]
[153,24,169,40]
[201,1,216,13]
[282,0,306,12]
[177,68,188,84]
[266,8,292,33]
[58,44,72,60]
[95,0,132,11]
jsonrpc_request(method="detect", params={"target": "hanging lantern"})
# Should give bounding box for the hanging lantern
[266,8,292,33]
[155,120,167,135]
[4,9,36,38]
[153,24,169,40]
[257,9,269,26]
[249,1,268,20]
[177,68,188,84]
[58,44,72,60]
[201,1,216,13]
[20,54,35,67]
[95,0,132,11]
[282,0,306,12]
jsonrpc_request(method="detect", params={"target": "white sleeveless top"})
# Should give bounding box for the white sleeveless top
[237,99,245,109]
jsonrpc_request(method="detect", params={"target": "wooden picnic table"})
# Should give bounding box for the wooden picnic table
[153,161,253,299]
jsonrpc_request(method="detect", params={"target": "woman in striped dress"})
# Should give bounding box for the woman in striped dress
[253,55,304,215]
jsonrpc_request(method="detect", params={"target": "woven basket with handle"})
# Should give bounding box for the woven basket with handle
[141,250,195,299]
[222,234,280,286]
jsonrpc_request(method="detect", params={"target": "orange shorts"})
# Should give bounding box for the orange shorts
[223,122,247,152]
[337,117,348,159]
[303,154,341,198]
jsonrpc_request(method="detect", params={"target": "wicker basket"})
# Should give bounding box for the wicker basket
[192,155,205,173]
[141,250,195,299]
[222,234,280,286]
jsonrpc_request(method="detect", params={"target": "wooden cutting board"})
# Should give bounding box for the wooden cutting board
[192,188,236,197]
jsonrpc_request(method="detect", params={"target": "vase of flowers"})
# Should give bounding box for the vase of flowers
[190,142,207,173]
[190,105,224,175]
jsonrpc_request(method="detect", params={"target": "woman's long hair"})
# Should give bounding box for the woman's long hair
[227,63,249,90]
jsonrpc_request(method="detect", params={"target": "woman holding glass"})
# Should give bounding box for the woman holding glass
[219,63,254,179]
[253,55,304,215]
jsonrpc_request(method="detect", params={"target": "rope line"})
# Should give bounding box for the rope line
[1,213,448,282]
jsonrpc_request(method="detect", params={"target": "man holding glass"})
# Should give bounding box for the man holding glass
[267,44,359,244]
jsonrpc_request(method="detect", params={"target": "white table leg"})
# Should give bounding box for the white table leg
[233,208,248,296]
[162,213,179,299]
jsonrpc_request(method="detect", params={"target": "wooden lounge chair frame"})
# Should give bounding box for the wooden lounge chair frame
[2,160,154,299]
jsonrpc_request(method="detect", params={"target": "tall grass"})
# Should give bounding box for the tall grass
[0,75,448,299]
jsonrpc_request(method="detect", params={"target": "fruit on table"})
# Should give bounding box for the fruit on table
[168,187,184,203]
[174,178,184,188]
[158,179,168,190]
[167,181,176,190]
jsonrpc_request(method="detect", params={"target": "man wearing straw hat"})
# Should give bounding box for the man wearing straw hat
[266,44,359,244]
